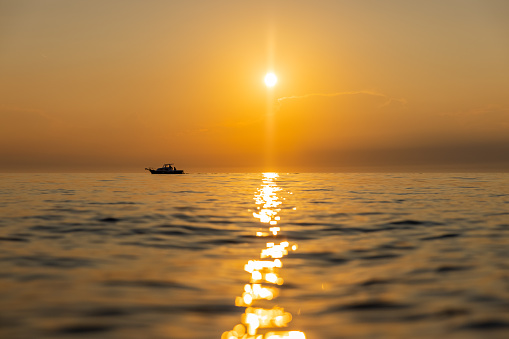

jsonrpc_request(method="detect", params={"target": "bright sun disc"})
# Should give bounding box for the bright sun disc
[264,73,277,87]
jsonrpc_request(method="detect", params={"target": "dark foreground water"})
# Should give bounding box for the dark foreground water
[1,173,509,339]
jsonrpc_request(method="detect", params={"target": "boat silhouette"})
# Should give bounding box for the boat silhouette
[145,163,184,174]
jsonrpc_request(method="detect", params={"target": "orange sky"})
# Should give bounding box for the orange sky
[1,1,509,172]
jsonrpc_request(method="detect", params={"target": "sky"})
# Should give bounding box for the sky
[1,0,509,172]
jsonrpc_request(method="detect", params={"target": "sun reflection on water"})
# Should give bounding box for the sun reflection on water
[222,173,306,339]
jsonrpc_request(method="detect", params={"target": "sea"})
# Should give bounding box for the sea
[1,172,509,339]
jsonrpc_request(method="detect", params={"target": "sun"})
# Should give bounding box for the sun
[264,72,277,87]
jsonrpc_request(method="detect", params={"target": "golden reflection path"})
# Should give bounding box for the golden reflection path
[222,173,306,339]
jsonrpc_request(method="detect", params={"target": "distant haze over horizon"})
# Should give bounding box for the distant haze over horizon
[1,1,509,173]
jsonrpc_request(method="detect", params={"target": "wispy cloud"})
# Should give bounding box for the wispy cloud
[277,90,407,108]
[0,105,61,123]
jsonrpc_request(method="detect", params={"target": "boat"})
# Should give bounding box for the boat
[145,163,185,174]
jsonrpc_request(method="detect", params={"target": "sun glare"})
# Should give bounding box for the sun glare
[264,73,277,87]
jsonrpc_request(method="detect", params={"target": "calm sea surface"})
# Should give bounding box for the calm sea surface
[1,173,509,339]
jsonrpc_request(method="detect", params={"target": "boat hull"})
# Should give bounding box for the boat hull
[148,169,184,174]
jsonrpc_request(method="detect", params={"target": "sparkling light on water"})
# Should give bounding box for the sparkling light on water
[223,173,306,338]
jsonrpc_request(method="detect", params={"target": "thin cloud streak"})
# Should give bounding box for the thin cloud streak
[277,90,407,108]
[0,105,62,124]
